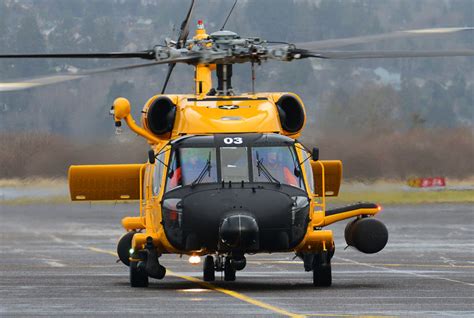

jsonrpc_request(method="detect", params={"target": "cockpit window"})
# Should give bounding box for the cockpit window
[220,147,249,183]
[252,146,304,189]
[166,147,217,191]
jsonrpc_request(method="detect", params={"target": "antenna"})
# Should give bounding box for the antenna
[251,61,256,95]
[220,0,238,31]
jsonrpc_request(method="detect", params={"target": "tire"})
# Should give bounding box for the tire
[130,261,149,287]
[117,231,135,266]
[344,219,357,247]
[303,253,314,272]
[203,255,215,282]
[224,257,236,281]
[312,252,332,287]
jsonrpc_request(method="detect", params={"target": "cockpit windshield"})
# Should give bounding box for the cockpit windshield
[252,146,303,188]
[166,147,217,191]
[220,147,249,183]
[165,135,305,191]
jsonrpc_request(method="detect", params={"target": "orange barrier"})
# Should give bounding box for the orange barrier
[407,177,446,188]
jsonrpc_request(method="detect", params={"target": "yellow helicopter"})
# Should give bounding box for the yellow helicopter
[1,1,473,287]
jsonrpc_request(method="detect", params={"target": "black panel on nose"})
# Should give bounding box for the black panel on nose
[162,183,309,252]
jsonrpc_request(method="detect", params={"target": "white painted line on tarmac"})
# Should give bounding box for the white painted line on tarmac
[248,260,474,268]
[336,256,474,287]
[258,296,474,300]
[42,259,66,268]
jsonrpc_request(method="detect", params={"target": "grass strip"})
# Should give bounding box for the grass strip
[329,190,474,205]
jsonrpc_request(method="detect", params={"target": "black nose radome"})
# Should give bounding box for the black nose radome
[219,214,259,249]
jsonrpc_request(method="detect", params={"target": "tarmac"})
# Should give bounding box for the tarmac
[1,203,473,317]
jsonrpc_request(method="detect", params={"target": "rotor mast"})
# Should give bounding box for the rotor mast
[193,20,215,96]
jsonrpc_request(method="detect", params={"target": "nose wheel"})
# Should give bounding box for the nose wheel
[224,257,236,281]
[206,255,237,281]
[203,255,215,281]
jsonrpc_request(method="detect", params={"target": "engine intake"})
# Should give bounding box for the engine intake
[146,96,176,135]
[276,94,305,133]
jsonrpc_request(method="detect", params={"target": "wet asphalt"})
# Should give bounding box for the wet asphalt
[0,203,473,317]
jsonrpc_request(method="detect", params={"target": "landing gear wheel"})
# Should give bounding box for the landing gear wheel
[130,261,149,287]
[224,257,236,281]
[312,251,332,287]
[203,255,215,281]
[117,231,135,266]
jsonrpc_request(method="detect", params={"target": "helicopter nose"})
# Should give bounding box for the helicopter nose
[219,214,259,250]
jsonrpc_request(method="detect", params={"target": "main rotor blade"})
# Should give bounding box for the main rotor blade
[161,0,195,94]
[161,63,176,94]
[0,51,156,59]
[300,49,474,59]
[296,27,474,51]
[176,0,195,49]
[0,56,197,92]
[221,0,238,31]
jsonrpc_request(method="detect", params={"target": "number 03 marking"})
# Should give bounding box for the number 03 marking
[224,137,243,145]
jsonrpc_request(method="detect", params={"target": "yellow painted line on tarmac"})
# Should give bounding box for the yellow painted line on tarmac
[168,270,305,318]
[88,247,117,257]
[306,314,394,318]
[86,247,304,318]
[84,247,394,317]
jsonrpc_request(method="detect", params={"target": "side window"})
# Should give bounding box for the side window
[302,149,315,194]
[165,150,181,192]
[153,152,166,196]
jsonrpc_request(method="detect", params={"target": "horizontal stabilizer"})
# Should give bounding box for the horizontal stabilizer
[311,160,342,197]
[69,164,145,201]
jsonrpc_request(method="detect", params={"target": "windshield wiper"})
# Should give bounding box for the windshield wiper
[191,152,212,187]
[256,151,281,186]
